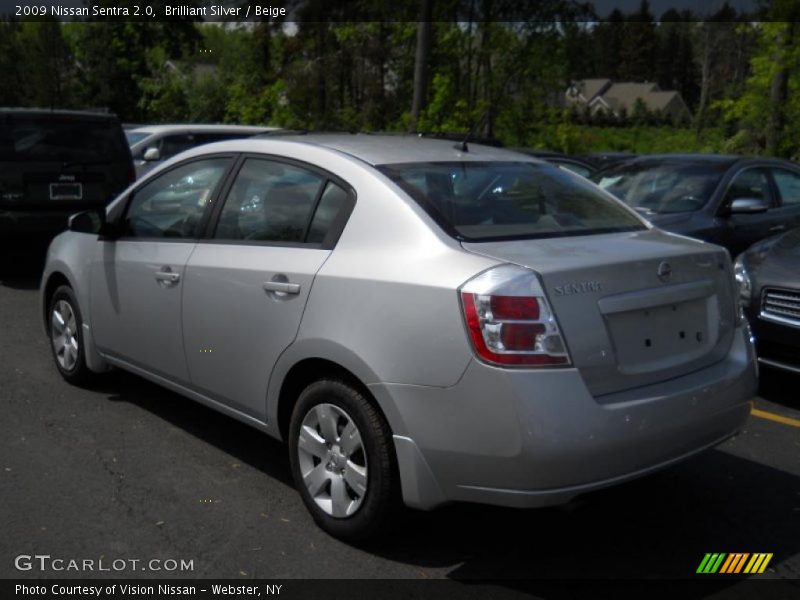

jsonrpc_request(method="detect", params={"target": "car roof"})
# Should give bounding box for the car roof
[130,124,277,136]
[0,107,119,121]
[241,133,535,165]
[615,153,798,168]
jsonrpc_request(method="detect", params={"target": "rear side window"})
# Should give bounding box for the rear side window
[307,182,349,243]
[0,114,128,163]
[214,158,326,243]
[379,161,645,241]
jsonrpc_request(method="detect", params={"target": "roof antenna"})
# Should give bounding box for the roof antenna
[457,110,488,153]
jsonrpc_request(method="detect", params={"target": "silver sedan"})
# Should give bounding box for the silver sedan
[40,135,758,540]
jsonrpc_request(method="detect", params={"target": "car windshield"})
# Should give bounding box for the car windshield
[592,161,728,215]
[0,114,128,163]
[125,131,150,145]
[378,161,645,241]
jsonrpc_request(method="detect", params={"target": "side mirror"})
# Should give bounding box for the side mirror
[68,210,103,234]
[730,197,770,214]
[143,147,161,162]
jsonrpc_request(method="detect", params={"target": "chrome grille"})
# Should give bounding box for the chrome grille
[761,288,800,327]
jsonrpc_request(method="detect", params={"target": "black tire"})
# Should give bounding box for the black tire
[47,285,90,386]
[288,378,399,541]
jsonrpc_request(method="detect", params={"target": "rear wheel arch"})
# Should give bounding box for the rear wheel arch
[276,358,390,443]
[281,361,403,540]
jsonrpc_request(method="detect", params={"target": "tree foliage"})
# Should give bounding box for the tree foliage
[4,1,800,157]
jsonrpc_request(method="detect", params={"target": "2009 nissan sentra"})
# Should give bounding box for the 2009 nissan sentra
[40,135,758,540]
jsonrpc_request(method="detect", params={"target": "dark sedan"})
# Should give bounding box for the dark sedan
[736,228,800,375]
[593,155,800,257]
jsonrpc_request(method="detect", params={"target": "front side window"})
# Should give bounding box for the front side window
[379,161,645,241]
[121,158,231,239]
[593,161,726,215]
[214,158,326,243]
[772,169,800,207]
[723,168,771,206]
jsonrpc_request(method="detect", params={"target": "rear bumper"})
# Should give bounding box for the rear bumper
[372,326,757,510]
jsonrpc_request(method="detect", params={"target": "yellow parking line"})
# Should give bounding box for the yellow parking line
[751,408,800,429]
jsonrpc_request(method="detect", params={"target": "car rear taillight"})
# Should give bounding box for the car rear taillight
[460,265,570,366]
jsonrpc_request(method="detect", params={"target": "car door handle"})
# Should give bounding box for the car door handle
[263,281,300,294]
[154,270,180,285]
[770,225,787,232]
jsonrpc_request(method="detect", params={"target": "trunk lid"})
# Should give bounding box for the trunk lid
[462,229,737,397]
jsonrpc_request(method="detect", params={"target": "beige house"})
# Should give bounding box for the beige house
[566,78,692,122]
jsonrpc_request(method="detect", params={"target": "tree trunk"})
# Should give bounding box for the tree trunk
[479,13,493,138]
[694,24,712,142]
[409,0,433,132]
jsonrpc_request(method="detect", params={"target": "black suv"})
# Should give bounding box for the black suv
[0,109,134,236]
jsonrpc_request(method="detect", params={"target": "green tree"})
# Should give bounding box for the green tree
[717,19,800,157]
[64,15,200,120]
[656,11,698,108]
[618,1,657,82]
[0,20,23,106]
[18,22,77,109]
[592,10,626,79]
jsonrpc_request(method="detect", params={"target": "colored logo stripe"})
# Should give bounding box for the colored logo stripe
[720,553,749,573]
[697,553,726,573]
[744,553,773,574]
[697,553,773,574]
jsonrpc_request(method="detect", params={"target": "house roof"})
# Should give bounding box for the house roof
[645,91,684,111]
[571,78,611,102]
[601,82,660,112]
[568,79,692,118]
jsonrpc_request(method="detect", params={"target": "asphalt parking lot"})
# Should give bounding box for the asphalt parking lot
[1,243,799,585]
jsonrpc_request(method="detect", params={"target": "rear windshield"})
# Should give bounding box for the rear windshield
[378,161,645,241]
[592,161,728,214]
[0,114,129,163]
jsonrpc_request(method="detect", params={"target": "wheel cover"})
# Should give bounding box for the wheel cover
[51,299,79,371]
[297,403,368,518]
